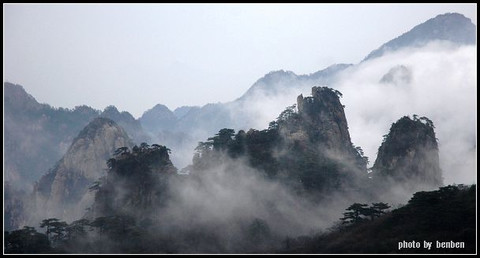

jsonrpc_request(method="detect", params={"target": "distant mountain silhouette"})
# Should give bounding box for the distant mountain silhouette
[363,13,476,61]
[4,82,148,189]
[139,13,476,161]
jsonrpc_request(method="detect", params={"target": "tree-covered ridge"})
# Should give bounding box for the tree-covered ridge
[5,215,160,254]
[5,184,474,254]
[192,127,281,175]
[191,87,368,195]
[339,202,391,225]
[89,143,177,218]
[282,184,476,254]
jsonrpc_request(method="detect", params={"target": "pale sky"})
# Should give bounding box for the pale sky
[3,4,477,118]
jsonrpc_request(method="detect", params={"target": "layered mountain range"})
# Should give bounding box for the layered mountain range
[8,85,447,253]
[4,83,148,190]
[3,12,476,238]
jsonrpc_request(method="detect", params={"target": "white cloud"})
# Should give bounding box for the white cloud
[337,42,476,184]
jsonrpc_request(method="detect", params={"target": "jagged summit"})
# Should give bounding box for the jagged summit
[295,87,352,152]
[287,87,368,177]
[192,86,368,194]
[363,12,476,61]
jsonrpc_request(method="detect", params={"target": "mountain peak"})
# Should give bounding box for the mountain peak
[263,69,297,79]
[363,12,476,61]
[153,103,171,111]
[4,82,41,111]
[372,115,442,190]
[295,87,358,157]
[101,105,149,143]
[173,106,199,119]
[34,117,133,221]
[250,69,299,89]
[74,117,119,141]
[139,103,177,133]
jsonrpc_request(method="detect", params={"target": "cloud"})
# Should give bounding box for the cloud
[227,41,476,185]
[336,42,476,184]
[147,156,365,252]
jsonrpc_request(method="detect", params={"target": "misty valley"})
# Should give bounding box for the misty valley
[3,12,476,254]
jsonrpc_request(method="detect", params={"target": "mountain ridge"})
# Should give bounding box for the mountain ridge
[363,12,476,61]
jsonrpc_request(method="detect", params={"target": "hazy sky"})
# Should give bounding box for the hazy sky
[3,4,477,118]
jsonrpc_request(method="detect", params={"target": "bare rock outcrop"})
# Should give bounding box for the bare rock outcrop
[33,118,133,222]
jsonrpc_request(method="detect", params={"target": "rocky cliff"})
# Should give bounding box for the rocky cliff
[33,118,133,222]
[282,87,368,176]
[192,86,368,194]
[372,115,443,191]
[295,87,353,153]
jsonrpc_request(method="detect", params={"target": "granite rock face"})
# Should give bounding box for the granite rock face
[296,87,352,154]
[372,116,443,190]
[33,118,133,222]
[274,87,368,192]
[293,87,367,173]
